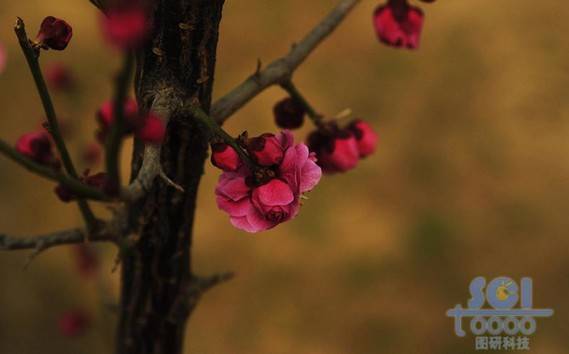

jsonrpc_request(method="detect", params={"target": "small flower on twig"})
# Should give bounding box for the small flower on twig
[246,133,286,167]
[211,143,242,172]
[135,112,166,144]
[307,123,360,174]
[373,0,425,49]
[15,130,60,168]
[273,97,306,129]
[101,2,150,50]
[36,16,73,51]
[347,119,378,158]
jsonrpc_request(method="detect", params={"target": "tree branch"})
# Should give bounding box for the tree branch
[210,0,361,124]
[0,138,111,201]
[0,228,114,252]
[106,52,136,189]
[14,17,98,230]
[123,89,176,201]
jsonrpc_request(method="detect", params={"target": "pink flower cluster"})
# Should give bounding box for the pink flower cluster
[213,131,321,233]
[373,0,435,50]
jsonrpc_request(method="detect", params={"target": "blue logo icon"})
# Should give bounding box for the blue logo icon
[446,277,553,351]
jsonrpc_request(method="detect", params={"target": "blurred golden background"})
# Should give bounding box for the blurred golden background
[1,0,569,353]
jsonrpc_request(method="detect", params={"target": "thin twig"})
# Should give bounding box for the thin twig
[187,103,257,168]
[280,80,324,127]
[0,137,110,201]
[106,52,136,188]
[210,0,361,124]
[123,90,174,201]
[14,18,98,230]
[0,227,115,267]
[0,228,114,251]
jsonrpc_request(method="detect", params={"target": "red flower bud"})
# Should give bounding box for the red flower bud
[36,16,73,51]
[58,310,90,337]
[348,119,378,158]
[15,130,59,168]
[45,62,74,91]
[135,113,166,144]
[247,133,285,166]
[273,97,305,129]
[101,5,149,50]
[211,143,242,171]
[307,128,359,174]
[373,0,424,50]
[96,98,139,142]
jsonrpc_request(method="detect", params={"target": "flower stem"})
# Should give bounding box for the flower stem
[14,18,98,231]
[105,51,135,190]
[280,80,325,127]
[0,139,111,201]
[187,105,258,169]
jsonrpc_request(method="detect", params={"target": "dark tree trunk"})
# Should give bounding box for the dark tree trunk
[116,1,225,353]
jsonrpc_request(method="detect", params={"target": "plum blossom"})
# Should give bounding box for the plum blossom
[307,127,360,174]
[273,97,306,129]
[215,131,321,233]
[15,130,60,168]
[36,16,73,51]
[373,0,424,49]
[211,143,242,172]
[348,119,378,158]
[101,4,149,50]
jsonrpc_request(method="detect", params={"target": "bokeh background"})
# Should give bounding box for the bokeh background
[1,0,569,353]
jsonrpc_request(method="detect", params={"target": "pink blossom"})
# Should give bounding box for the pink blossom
[373,0,424,49]
[215,131,321,233]
[246,133,286,166]
[307,128,360,174]
[101,5,149,50]
[15,130,60,168]
[135,112,166,144]
[36,16,73,51]
[211,143,242,172]
[348,119,378,158]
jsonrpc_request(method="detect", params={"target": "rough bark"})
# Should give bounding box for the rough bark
[116,1,225,353]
